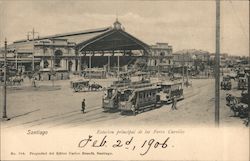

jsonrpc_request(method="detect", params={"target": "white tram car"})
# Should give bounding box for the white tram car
[157,82,184,103]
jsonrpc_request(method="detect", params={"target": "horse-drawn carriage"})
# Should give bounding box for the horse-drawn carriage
[0,75,24,86]
[226,91,249,119]
[71,80,102,92]
[221,76,232,90]
[11,77,24,85]
[238,77,247,90]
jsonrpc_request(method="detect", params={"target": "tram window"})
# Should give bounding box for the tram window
[120,92,129,102]
[107,89,113,98]
[140,93,144,101]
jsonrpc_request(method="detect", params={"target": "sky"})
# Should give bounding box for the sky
[0,0,249,56]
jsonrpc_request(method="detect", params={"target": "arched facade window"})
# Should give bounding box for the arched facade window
[68,60,73,71]
[54,50,63,68]
[44,59,49,68]
[160,52,165,63]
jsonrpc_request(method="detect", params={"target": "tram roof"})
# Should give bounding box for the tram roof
[76,28,149,54]
[117,83,160,92]
[158,81,183,86]
[133,85,160,92]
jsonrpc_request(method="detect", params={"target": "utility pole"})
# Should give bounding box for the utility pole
[89,52,92,79]
[182,53,185,83]
[117,55,120,76]
[108,55,110,73]
[51,39,55,87]
[2,38,8,120]
[186,52,189,84]
[79,52,82,75]
[248,74,250,127]
[27,28,39,71]
[215,0,220,127]
[15,49,17,70]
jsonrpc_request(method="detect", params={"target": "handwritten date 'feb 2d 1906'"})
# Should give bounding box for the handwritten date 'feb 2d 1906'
[78,135,171,156]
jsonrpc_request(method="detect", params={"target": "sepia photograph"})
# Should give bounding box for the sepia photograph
[0,0,249,160]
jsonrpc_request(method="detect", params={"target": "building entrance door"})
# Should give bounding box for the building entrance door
[68,60,72,71]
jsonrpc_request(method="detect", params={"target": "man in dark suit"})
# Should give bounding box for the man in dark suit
[81,99,86,113]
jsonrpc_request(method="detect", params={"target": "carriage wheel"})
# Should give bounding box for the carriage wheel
[131,105,135,116]
[74,87,79,92]
[78,85,83,92]
[87,85,91,91]
[153,103,157,109]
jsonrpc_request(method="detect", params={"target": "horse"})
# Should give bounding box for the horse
[228,96,240,117]
[12,77,24,85]
[226,93,233,106]
[89,83,102,91]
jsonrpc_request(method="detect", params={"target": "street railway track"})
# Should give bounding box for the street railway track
[52,86,205,128]
[3,80,212,128]
[4,105,100,128]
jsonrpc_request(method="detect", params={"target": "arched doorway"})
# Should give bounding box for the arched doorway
[68,60,73,71]
[54,50,63,68]
[44,59,49,68]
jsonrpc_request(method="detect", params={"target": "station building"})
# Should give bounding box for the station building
[1,19,173,79]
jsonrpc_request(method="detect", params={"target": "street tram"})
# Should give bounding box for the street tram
[102,79,151,111]
[118,84,161,115]
[157,82,184,103]
[102,86,127,111]
[103,77,132,111]
[221,76,232,90]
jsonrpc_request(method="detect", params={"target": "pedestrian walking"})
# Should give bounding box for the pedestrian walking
[81,99,86,113]
[32,77,36,87]
[171,96,177,110]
